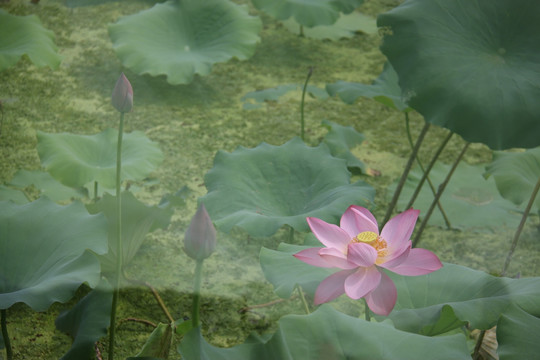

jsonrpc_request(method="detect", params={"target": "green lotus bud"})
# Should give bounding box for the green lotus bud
[184,204,216,261]
[111,73,133,113]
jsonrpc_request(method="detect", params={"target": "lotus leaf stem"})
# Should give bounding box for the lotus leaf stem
[405,130,454,218]
[1,309,13,360]
[412,142,470,248]
[0,100,3,136]
[239,297,291,313]
[300,67,313,141]
[382,121,431,226]
[500,175,540,277]
[295,285,310,314]
[117,317,157,329]
[288,226,295,243]
[192,259,204,328]
[363,298,371,322]
[404,114,452,229]
[126,278,175,324]
[108,112,125,360]
[472,329,486,360]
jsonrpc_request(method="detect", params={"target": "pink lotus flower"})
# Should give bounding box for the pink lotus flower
[294,205,442,316]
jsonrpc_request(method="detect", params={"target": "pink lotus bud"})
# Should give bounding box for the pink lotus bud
[111,73,133,113]
[184,204,216,261]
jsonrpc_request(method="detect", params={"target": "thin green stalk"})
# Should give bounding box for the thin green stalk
[94,181,98,202]
[472,329,486,360]
[412,142,470,248]
[108,112,125,360]
[288,226,295,243]
[363,298,371,322]
[405,130,454,211]
[295,285,310,314]
[300,67,313,141]
[192,260,204,328]
[501,175,540,276]
[404,114,451,229]
[1,309,13,360]
[382,122,431,226]
[126,278,175,324]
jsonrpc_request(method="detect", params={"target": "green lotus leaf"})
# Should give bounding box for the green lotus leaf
[109,0,261,85]
[65,0,117,7]
[484,148,540,210]
[37,128,163,189]
[241,84,297,106]
[158,185,191,211]
[384,263,540,336]
[497,304,540,359]
[326,62,411,111]
[252,0,364,28]
[378,0,540,149]
[321,119,366,173]
[134,323,173,359]
[0,9,61,71]
[0,185,28,204]
[86,191,173,274]
[179,305,470,359]
[9,169,85,202]
[282,11,377,40]
[0,197,108,311]
[200,137,375,237]
[241,84,328,110]
[419,305,468,337]
[304,85,330,100]
[390,162,522,232]
[55,280,113,360]
[260,243,335,299]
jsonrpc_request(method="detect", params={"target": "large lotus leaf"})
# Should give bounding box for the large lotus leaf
[0,186,28,204]
[251,0,364,28]
[158,185,191,211]
[485,148,540,211]
[65,0,117,7]
[241,84,328,110]
[86,191,173,274]
[496,304,540,360]
[282,11,376,40]
[378,0,540,150]
[326,62,411,111]
[260,243,335,299]
[200,137,375,237]
[382,263,540,336]
[55,279,113,360]
[9,169,85,202]
[37,129,163,189]
[134,323,173,359]
[242,84,297,104]
[109,0,261,85]
[321,119,366,173]
[179,305,470,360]
[390,161,522,232]
[0,9,61,71]
[0,197,108,311]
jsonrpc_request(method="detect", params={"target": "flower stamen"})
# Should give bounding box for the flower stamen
[353,231,388,260]
[354,231,378,243]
